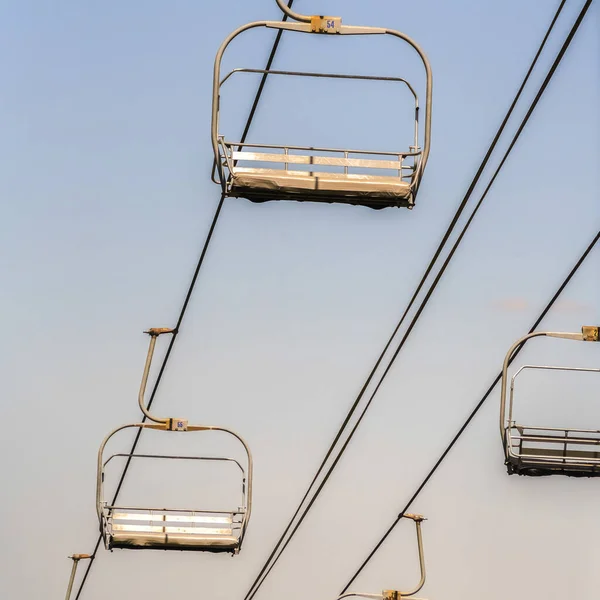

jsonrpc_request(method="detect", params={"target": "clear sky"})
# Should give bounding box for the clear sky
[1,1,599,599]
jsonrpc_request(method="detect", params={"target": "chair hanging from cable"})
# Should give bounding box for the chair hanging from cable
[211,0,432,209]
[500,325,600,477]
[97,328,253,554]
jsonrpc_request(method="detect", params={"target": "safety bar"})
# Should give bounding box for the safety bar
[508,364,600,425]
[214,67,420,185]
[103,453,245,474]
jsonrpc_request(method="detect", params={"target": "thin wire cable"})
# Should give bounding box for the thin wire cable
[341,226,600,592]
[73,3,295,597]
[241,2,572,599]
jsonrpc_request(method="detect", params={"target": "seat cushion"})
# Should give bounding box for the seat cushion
[110,530,240,552]
[230,168,413,208]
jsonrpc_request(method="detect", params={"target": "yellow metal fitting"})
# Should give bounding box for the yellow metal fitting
[582,326,599,342]
[310,15,342,33]
[167,418,188,431]
[404,513,426,522]
[145,327,175,336]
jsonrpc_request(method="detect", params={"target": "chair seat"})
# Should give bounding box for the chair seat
[230,168,413,209]
[105,509,241,553]
[506,453,600,478]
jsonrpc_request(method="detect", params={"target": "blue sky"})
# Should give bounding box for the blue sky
[0,1,599,599]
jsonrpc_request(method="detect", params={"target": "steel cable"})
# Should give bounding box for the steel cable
[241,3,591,599]
[341,226,600,592]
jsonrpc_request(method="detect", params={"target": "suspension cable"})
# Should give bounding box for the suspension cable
[73,2,296,598]
[241,2,588,599]
[341,226,600,592]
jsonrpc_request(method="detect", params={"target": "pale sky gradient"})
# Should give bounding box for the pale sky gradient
[1,1,599,599]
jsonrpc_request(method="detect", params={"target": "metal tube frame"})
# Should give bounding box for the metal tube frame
[64,554,91,600]
[337,514,427,600]
[211,16,432,201]
[97,327,254,552]
[212,68,420,187]
[97,423,253,551]
[137,327,174,425]
[507,364,600,425]
[275,0,311,23]
[499,327,599,468]
[104,452,245,474]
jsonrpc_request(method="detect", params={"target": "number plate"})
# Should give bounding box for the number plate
[310,16,341,34]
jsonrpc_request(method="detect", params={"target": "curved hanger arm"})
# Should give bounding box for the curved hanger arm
[337,514,427,600]
[275,0,311,23]
[499,327,598,440]
[137,328,174,424]
[65,554,92,600]
[400,514,427,596]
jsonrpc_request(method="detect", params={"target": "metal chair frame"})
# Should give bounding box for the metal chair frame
[500,326,600,477]
[96,328,253,553]
[211,4,432,209]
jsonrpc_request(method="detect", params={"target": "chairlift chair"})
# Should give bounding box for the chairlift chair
[338,514,429,600]
[212,1,432,209]
[500,326,600,477]
[97,328,253,554]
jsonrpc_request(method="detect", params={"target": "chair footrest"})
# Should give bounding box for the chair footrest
[230,169,413,209]
[110,531,240,552]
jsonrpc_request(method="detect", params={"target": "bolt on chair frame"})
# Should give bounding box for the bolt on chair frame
[500,326,600,477]
[97,328,253,553]
[211,2,432,209]
[339,514,428,600]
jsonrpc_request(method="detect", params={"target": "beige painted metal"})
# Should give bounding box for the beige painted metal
[231,151,405,170]
[64,554,92,600]
[96,328,254,553]
[500,327,600,476]
[112,512,232,524]
[336,514,428,600]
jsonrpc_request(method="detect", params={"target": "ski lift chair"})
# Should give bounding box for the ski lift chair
[500,326,600,477]
[97,328,253,554]
[211,1,432,209]
[338,514,429,600]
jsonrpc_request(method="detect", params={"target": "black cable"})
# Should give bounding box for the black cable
[241,2,572,599]
[239,2,294,146]
[73,2,295,597]
[341,226,600,593]
[74,192,227,600]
